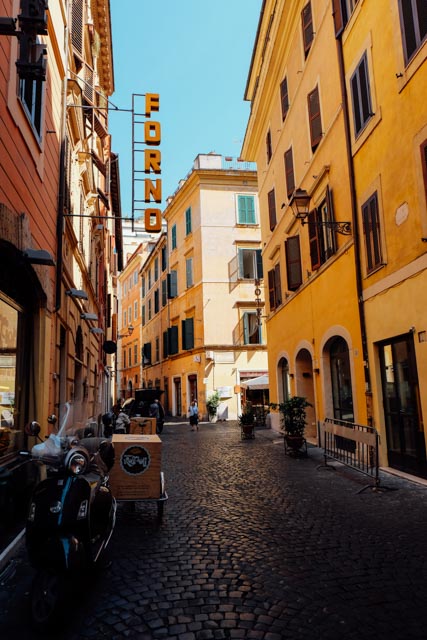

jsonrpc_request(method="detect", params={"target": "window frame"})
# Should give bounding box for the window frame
[398,0,427,64]
[185,207,192,235]
[171,224,177,250]
[308,85,322,151]
[308,188,337,271]
[237,195,256,225]
[268,188,277,231]
[362,191,383,274]
[285,236,303,291]
[242,311,262,345]
[186,257,194,288]
[237,248,263,280]
[284,147,295,199]
[280,76,289,121]
[302,2,314,58]
[350,52,373,137]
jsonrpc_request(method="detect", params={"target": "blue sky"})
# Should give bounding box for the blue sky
[109,0,262,216]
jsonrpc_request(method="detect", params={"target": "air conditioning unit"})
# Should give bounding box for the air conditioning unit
[206,351,214,360]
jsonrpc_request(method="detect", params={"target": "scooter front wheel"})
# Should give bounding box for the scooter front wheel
[30,568,66,632]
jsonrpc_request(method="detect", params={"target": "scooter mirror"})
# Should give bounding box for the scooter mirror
[25,421,41,437]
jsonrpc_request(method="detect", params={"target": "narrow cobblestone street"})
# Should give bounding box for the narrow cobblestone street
[2,421,427,639]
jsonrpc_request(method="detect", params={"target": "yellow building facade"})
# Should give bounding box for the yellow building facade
[140,154,267,420]
[337,0,427,477]
[241,0,368,438]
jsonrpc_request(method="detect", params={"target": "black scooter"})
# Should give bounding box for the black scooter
[22,403,116,631]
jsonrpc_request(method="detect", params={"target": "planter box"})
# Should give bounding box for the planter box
[110,434,161,500]
[129,417,156,435]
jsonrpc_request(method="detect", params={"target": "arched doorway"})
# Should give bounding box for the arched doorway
[329,336,354,421]
[278,357,290,403]
[295,348,316,438]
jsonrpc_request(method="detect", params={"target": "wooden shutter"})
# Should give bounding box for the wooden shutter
[143,342,152,365]
[163,331,169,359]
[308,86,322,150]
[268,188,277,230]
[302,2,314,57]
[421,141,427,202]
[71,0,84,56]
[332,0,345,37]
[266,130,272,163]
[168,326,178,355]
[285,236,303,291]
[280,77,289,120]
[182,318,194,350]
[255,249,263,279]
[362,192,381,272]
[284,148,295,198]
[167,270,177,298]
[268,269,276,311]
[274,263,282,307]
[308,210,321,270]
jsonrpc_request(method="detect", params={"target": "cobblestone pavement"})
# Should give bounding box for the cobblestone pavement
[2,420,427,639]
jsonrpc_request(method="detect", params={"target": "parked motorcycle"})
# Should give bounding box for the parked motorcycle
[22,403,116,631]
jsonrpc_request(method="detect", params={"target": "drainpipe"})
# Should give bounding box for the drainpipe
[55,18,70,311]
[335,35,373,424]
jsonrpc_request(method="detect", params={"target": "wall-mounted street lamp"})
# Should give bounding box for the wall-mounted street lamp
[117,324,134,339]
[81,312,98,321]
[66,288,89,300]
[288,188,352,236]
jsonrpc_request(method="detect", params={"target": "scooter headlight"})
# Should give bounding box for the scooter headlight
[65,448,89,476]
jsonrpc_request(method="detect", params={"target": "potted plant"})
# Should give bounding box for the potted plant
[238,408,255,439]
[270,396,311,453]
[206,391,220,422]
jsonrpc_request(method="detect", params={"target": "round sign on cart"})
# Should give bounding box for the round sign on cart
[120,445,151,475]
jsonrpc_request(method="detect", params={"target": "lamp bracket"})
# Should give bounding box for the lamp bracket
[301,219,352,236]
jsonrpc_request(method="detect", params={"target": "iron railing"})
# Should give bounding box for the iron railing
[320,417,380,490]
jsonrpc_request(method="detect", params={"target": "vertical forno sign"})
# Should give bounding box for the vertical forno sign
[138,93,162,233]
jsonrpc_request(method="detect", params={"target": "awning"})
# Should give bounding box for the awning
[240,374,269,390]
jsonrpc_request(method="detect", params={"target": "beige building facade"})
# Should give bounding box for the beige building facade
[139,154,267,420]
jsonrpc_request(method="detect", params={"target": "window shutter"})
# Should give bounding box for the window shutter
[246,196,256,223]
[163,331,169,358]
[421,141,427,202]
[308,86,322,150]
[274,263,282,307]
[167,270,177,298]
[168,326,179,355]
[268,269,276,311]
[332,0,345,37]
[325,186,337,256]
[268,188,277,230]
[182,318,194,350]
[285,236,303,291]
[255,249,263,279]
[280,77,289,121]
[154,288,159,313]
[266,129,272,163]
[302,2,314,57]
[284,148,295,199]
[71,0,84,56]
[308,210,321,270]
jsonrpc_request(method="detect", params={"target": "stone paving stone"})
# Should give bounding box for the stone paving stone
[2,422,427,639]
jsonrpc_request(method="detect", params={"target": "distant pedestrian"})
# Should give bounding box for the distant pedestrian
[150,398,165,434]
[112,403,130,434]
[189,400,199,431]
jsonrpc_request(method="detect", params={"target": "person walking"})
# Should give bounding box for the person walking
[150,398,165,434]
[189,400,199,431]
[112,403,130,434]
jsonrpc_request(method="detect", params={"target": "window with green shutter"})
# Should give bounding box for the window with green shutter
[185,207,192,235]
[237,195,256,224]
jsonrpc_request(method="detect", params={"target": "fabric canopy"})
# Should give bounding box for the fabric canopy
[240,374,269,390]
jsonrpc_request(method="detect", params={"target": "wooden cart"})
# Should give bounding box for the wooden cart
[109,432,168,519]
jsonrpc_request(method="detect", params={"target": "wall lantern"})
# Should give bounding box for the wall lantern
[81,312,98,321]
[23,248,55,266]
[90,327,104,335]
[117,324,134,339]
[289,188,352,236]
